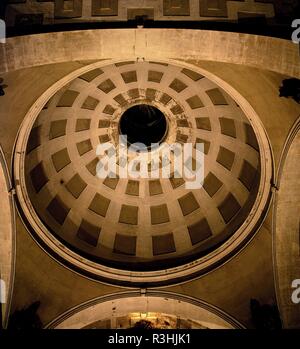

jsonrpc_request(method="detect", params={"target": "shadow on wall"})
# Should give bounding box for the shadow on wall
[0,78,7,96]
[0,1,8,20]
[8,301,42,329]
[279,79,300,104]
[250,299,282,330]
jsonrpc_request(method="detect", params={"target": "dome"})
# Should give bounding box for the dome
[16,60,269,285]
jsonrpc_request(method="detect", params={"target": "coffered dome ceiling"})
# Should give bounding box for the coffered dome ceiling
[16,60,272,285]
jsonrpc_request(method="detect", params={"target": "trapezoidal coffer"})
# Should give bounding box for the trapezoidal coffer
[14,59,273,286]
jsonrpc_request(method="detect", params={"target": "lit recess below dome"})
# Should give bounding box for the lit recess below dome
[14,59,272,286]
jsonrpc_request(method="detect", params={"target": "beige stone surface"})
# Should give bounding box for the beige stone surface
[1,59,299,327]
[0,62,88,164]
[0,29,299,78]
[164,222,274,328]
[193,61,300,168]
[12,214,121,326]
[0,148,15,328]
[274,125,300,328]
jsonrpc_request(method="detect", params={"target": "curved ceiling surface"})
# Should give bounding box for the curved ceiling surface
[47,292,243,329]
[23,60,262,274]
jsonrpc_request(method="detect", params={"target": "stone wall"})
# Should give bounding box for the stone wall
[4,0,281,26]
[0,29,299,78]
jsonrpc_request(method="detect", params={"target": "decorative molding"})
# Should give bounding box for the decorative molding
[91,0,118,17]
[54,0,82,19]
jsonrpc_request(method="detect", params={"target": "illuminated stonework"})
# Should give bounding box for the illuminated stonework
[14,59,272,286]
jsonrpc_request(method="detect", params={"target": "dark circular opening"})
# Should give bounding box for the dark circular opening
[119,104,167,148]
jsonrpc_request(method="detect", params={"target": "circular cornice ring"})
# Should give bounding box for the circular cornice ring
[13,58,274,287]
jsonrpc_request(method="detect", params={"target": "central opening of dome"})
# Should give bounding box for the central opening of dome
[119,104,167,148]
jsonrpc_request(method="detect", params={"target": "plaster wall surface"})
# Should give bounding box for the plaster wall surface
[0,29,299,77]
[274,128,300,328]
